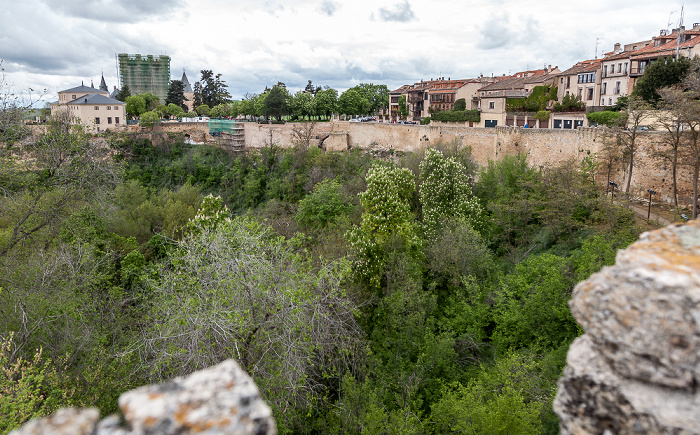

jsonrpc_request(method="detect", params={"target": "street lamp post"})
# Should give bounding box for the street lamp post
[647,189,656,220]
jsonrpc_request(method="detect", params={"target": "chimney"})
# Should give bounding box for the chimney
[614,43,621,53]
[694,23,700,31]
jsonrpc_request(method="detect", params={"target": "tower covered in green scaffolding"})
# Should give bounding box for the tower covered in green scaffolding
[117,53,170,104]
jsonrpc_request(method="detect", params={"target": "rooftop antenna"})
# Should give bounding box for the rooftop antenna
[676,4,684,60]
[667,10,675,34]
[595,37,600,59]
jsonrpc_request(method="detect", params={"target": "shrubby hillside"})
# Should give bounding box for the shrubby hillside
[0,120,643,434]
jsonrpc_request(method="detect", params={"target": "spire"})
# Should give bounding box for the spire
[91,80,94,88]
[181,69,193,93]
[99,73,108,92]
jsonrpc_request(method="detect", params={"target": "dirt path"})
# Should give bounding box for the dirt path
[629,203,672,226]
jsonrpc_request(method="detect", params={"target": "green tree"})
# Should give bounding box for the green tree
[295,178,352,229]
[199,70,231,107]
[453,98,467,111]
[141,215,363,430]
[398,95,408,119]
[632,56,691,105]
[0,63,30,144]
[339,88,369,117]
[209,103,229,118]
[493,253,580,350]
[139,110,161,128]
[195,104,211,116]
[552,94,585,112]
[264,85,289,120]
[0,113,119,258]
[165,79,188,111]
[124,95,146,118]
[315,87,338,119]
[115,84,131,102]
[430,352,549,435]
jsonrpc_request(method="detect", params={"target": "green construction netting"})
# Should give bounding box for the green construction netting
[208,119,237,134]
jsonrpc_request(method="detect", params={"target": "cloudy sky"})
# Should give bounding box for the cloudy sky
[0,0,694,103]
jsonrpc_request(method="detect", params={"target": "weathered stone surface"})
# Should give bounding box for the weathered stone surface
[119,359,275,434]
[555,221,700,434]
[10,359,276,435]
[9,408,100,435]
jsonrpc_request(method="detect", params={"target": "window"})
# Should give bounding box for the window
[601,98,605,105]
[107,117,112,124]
[615,82,621,94]
[617,63,622,73]
[72,95,76,99]
[107,106,111,110]
[587,88,594,101]
[115,117,120,124]
[564,120,573,129]
[488,101,495,109]
[114,106,118,110]
[574,120,583,129]
[623,63,628,74]
[609,98,612,105]
[561,78,564,83]
[94,106,99,110]
[484,120,498,128]
[95,117,100,124]
[566,77,570,88]
[603,65,608,77]
[602,82,607,95]
[554,119,562,129]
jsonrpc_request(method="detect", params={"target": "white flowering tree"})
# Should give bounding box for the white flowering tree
[347,164,419,289]
[419,147,484,239]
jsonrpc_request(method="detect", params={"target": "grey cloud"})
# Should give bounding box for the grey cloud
[477,14,541,50]
[320,0,339,17]
[378,1,415,23]
[477,13,513,49]
[41,0,184,23]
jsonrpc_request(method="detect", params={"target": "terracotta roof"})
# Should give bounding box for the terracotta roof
[558,59,602,76]
[482,90,528,98]
[478,75,528,92]
[631,34,700,61]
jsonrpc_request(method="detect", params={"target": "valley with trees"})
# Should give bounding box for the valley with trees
[2,57,700,434]
[1,113,644,434]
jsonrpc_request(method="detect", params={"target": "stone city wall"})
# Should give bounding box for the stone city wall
[34,119,690,208]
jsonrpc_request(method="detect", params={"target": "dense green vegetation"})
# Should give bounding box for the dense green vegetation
[1,118,643,433]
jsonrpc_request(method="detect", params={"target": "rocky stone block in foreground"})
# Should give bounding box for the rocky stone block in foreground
[10,359,276,435]
[554,221,700,434]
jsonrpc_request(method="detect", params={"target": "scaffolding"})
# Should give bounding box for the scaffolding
[209,119,245,151]
[117,53,170,104]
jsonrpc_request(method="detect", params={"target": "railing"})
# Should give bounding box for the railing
[629,67,645,77]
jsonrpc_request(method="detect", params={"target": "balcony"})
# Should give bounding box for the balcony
[629,67,645,77]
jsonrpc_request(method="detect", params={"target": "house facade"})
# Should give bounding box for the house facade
[51,83,127,132]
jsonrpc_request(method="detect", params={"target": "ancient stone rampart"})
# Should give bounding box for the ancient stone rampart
[554,221,700,434]
[10,359,276,435]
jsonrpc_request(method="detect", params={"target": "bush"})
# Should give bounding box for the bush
[432,110,480,123]
[534,110,550,121]
[586,110,622,126]
[421,117,431,125]
[552,94,585,112]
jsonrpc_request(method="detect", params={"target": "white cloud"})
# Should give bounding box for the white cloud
[0,0,694,101]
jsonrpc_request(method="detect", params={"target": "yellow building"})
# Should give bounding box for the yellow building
[50,82,126,132]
